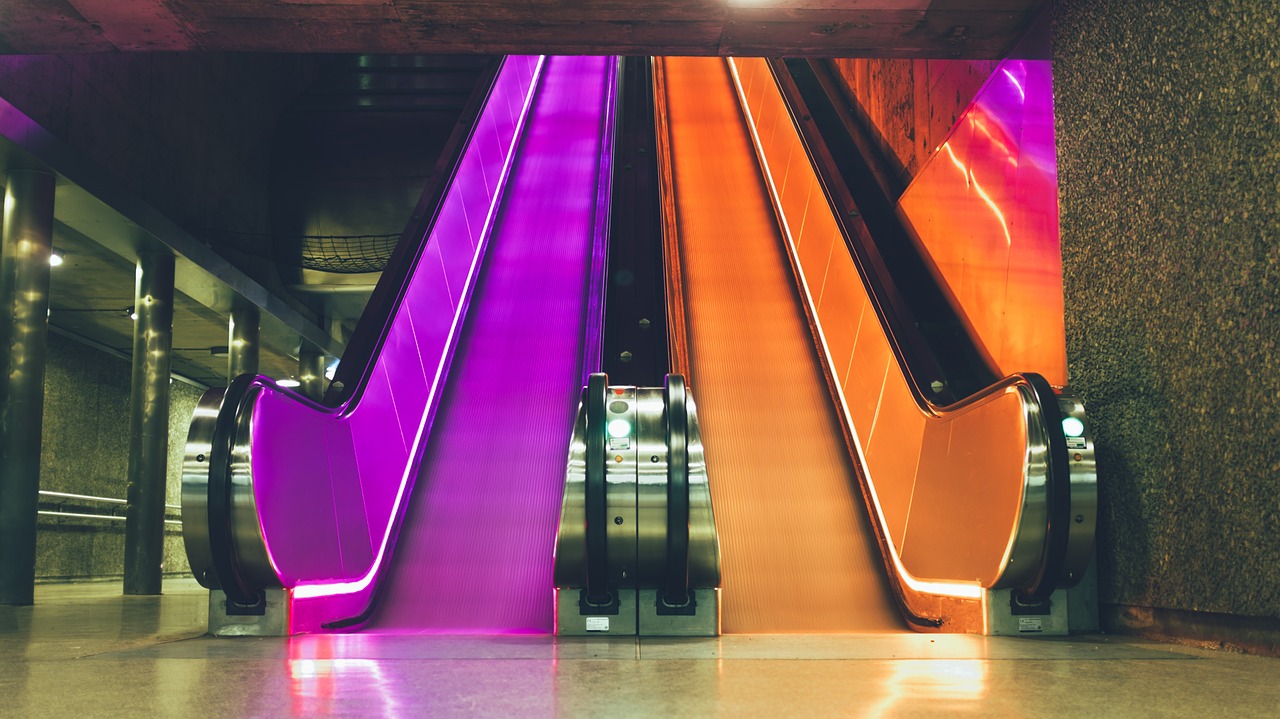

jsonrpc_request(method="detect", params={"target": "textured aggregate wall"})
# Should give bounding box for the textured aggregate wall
[0,53,326,317]
[1054,1,1280,620]
[36,333,201,581]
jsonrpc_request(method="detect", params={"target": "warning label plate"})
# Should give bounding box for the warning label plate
[1018,617,1044,633]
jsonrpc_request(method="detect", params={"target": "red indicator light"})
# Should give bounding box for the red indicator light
[613,388,625,395]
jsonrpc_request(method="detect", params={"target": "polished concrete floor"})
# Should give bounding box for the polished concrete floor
[2,580,1277,717]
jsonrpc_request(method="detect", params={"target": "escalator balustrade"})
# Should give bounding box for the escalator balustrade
[554,373,720,636]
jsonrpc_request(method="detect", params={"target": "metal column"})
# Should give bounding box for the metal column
[122,252,175,595]
[298,344,326,401]
[228,305,260,382]
[0,170,56,605]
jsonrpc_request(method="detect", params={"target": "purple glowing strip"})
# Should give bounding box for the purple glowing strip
[364,55,615,634]
[233,57,546,631]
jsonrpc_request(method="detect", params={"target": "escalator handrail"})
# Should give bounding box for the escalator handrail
[579,59,620,385]
[205,374,300,606]
[651,57,691,381]
[768,59,997,413]
[584,373,611,605]
[1018,374,1072,603]
[662,374,691,607]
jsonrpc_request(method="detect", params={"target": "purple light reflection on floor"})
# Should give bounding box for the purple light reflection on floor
[362,55,614,634]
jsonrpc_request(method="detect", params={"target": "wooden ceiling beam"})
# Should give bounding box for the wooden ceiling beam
[0,1,1047,58]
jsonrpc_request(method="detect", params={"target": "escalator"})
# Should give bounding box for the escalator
[364,56,615,633]
[183,55,617,634]
[654,57,1095,633]
[184,54,1094,638]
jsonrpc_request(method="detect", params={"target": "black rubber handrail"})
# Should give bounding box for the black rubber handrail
[602,56,669,386]
[775,58,999,405]
[661,373,691,608]
[205,374,264,609]
[583,373,612,606]
[1017,373,1072,603]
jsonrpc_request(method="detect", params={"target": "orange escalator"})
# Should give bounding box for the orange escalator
[658,56,899,633]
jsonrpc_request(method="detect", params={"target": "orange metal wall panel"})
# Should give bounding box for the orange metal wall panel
[898,60,1068,386]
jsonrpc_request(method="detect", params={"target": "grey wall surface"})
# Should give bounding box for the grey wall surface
[36,332,201,581]
[1054,0,1279,620]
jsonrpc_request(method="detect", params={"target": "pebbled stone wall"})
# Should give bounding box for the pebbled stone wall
[36,332,200,582]
[1054,0,1280,620]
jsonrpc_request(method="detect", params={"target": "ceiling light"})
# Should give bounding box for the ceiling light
[49,249,65,267]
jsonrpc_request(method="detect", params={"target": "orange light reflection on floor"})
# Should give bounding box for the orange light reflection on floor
[864,660,989,717]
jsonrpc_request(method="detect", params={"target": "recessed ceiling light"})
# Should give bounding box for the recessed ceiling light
[49,250,65,267]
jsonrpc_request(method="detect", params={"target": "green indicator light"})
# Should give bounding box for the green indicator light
[1061,417,1085,438]
[607,419,631,438]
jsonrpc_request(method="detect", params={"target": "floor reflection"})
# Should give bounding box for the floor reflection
[287,636,402,718]
[865,659,989,716]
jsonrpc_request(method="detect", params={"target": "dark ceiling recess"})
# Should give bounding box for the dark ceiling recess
[0,1,1046,59]
[272,54,492,277]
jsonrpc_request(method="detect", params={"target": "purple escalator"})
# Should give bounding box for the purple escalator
[365,57,614,633]
[181,55,617,634]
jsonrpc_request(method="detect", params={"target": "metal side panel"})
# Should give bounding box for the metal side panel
[556,379,721,636]
[554,398,590,589]
[181,387,223,589]
[606,387,641,589]
[638,588,719,636]
[557,588,637,636]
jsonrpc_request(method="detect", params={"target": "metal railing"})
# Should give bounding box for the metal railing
[37,490,182,526]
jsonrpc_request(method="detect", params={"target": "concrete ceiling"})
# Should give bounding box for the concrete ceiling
[0,1,1047,59]
[48,215,300,389]
[0,119,336,389]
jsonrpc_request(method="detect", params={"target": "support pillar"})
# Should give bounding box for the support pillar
[0,171,55,605]
[123,252,175,595]
[298,344,326,402]
[228,305,260,382]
